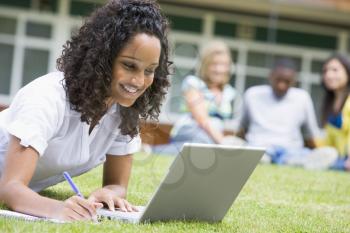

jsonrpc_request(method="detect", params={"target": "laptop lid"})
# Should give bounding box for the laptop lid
[139,143,265,223]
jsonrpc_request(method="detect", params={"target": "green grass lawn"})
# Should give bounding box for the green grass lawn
[1,153,349,233]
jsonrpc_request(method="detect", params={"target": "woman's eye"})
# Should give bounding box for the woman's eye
[123,63,134,70]
[145,69,155,75]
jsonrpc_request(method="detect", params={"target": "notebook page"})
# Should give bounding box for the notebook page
[0,209,64,223]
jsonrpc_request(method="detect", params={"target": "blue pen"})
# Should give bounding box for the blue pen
[63,171,99,223]
[63,171,83,197]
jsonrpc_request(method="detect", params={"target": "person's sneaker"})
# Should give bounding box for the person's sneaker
[303,147,338,170]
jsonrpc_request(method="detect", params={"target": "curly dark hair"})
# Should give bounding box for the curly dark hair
[56,0,171,138]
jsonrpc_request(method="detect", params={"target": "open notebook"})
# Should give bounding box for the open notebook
[0,209,65,223]
[0,143,264,224]
[0,206,145,223]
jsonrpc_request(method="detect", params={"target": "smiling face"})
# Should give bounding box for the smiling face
[205,53,231,85]
[109,33,161,107]
[322,58,349,92]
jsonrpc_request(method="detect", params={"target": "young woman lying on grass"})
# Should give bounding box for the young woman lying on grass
[0,0,171,221]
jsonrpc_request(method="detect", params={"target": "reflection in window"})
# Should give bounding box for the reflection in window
[311,83,325,125]
[37,0,58,13]
[22,48,49,86]
[167,15,202,33]
[0,16,17,35]
[0,44,13,95]
[214,21,237,38]
[255,26,337,50]
[311,60,324,74]
[230,50,238,64]
[247,52,301,71]
[169,67,193,113]
[0,0,31,9]
[229,74,236,89]
[174,42,198,58]
[245,76,268,90]
[26,21,52,38]
[247,52,270,68]
[70,0,101,16]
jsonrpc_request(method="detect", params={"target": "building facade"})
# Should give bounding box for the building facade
[0,0,349,125]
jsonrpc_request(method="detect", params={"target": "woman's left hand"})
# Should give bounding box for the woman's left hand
[88,187,138,212]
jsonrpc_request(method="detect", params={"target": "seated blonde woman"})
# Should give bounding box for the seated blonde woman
[152,40,240,155]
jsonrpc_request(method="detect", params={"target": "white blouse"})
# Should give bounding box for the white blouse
[0,72,141,191]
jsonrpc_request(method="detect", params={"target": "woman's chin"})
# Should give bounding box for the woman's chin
[116,99,136,107]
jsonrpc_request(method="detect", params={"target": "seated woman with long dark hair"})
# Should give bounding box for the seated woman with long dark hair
[318,54,350,171]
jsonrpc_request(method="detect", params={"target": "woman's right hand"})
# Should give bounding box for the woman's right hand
[55,195,103,221]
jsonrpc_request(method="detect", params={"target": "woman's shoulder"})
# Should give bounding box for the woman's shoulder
[28,71,64,86]
[222,83,236,100]
[18,72,65,96]
[10,72,67,112]
[244,85,270,97]
[183,75,206,88]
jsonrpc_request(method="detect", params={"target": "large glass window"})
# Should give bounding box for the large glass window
[22,48,49,86]
[255,27,337,50]
[169,67,193,113]
[0,44,14,95]
[245,75,268,90]
[36,0,58,13]
[247,51,301,71]
[230,49,238,64]
[310,83,325,125]
[70,0,102,16]
[0,16,17,35]
[173,42,198,58]
[229,74,237,91]
[311,60,324,74]
[167,15,202,34]
[0,0,31,9]
[214,21,237,38]
[229,49,238,88]
[0,0,57,12]
[247,52,271,68]
[26,21,52,38]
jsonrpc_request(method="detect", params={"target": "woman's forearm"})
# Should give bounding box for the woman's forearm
[186,90,224,143]
[103,184,127,198]
[0,180,61,218]
[199,121,224,143]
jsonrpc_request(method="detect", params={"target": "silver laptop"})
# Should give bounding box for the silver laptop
[97,143,265,223]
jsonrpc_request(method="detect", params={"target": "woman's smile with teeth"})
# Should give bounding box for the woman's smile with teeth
[121,84,139,93]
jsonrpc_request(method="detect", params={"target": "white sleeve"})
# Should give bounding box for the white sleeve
[181,75,204,93]
[107,134,141,156]
[4,79,64,156]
